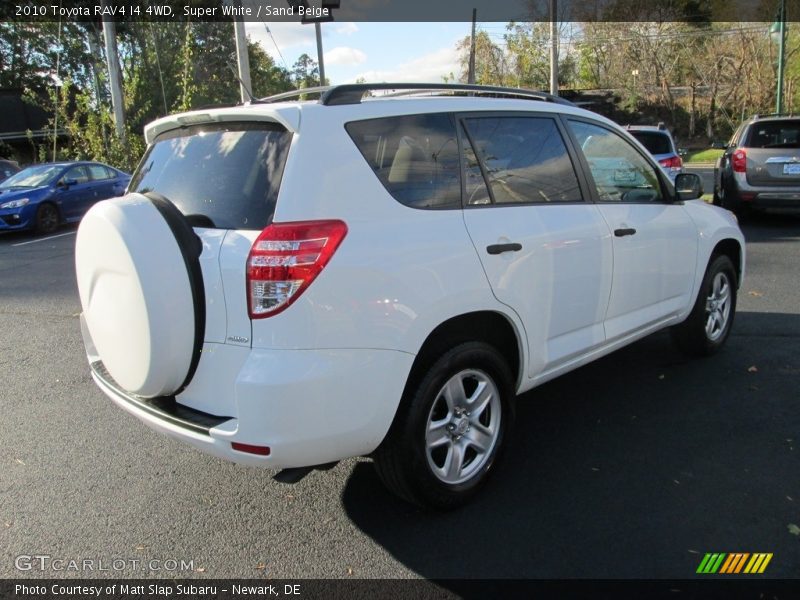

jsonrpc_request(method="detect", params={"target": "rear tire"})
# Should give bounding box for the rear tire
[35,203,59,234]
[671,254,737,357]
[374,341,514,510]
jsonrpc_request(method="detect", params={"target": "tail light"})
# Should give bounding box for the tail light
[732,149,747,173]
[658,156,683,170]
[247,220,347,319]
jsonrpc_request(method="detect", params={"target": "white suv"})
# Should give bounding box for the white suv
[75,84,745,509]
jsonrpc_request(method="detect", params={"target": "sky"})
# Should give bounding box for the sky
[244,22,472,84]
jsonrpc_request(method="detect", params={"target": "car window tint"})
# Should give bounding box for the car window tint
[462,116,582,205]
[346,113,461,209]
[129,122,292,229]
[87,164,111,180]
[629,131,672,154]
[63,166,90,184]
[568,120,663,203]
[745,120,800,149]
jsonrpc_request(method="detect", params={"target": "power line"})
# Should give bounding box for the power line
[264,23,288,69]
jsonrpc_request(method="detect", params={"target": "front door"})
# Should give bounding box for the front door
[565,118,698,341]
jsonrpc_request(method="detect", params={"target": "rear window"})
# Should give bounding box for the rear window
[628,131,673,155]
[345,113,461,209]
[130,122,292,229]
[745,120,800,149]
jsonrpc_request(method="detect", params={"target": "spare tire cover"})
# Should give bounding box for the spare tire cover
[76,193,200,398]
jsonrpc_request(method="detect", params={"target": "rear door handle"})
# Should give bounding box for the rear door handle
[614,228,637,237]
[486,243,522,255]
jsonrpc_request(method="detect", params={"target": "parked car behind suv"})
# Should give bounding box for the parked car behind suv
[625,123,683,182]
[714,114,800,217]
[75,84,744,509]
[0,161,130,233]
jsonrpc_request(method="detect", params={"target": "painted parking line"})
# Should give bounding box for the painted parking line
[11,231,77,247]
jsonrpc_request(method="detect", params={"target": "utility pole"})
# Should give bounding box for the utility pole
[468,8,476,84]
[776,0,786,114]
[232,6,252,102]
[549,0,558,95]
[315,22,325,85]
[101,2,125,140]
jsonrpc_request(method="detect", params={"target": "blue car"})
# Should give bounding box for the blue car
[0,161,130,234]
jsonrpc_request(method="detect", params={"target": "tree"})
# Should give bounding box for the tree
[455,31,508,85]
[292,53,320,88]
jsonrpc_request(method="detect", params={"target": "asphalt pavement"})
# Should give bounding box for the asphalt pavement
[1,213,799,582]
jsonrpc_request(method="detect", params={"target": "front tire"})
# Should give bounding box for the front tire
[35,203,59,234]
[374,341,514,510]
[671,254,737,356]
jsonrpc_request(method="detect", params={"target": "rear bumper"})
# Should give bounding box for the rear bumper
[82,316,414,468]
[747,192,800,209]
[732,173,800,208]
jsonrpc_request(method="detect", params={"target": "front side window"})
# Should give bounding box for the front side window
[62,166,90,184]
[346,113,461,209]
[568,120,663,203]
[130,122,292,229]
[462,116,582,205]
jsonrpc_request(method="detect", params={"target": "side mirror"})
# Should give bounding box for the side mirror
[58,178,78,188]
[675,172,703,201]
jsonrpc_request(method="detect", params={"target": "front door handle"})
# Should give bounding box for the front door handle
[486,243,522,255]
[614,228,637,237]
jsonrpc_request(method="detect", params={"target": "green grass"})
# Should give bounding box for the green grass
[684,148,724,164]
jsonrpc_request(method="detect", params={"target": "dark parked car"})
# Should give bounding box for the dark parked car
[714,114,800,217]
[0,159,20,183]
[0,161,130,234]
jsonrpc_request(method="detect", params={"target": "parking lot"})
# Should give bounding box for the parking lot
[1,213,799,581]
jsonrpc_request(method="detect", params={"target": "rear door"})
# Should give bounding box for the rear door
[564,118,697,341]
[459,113,613,377]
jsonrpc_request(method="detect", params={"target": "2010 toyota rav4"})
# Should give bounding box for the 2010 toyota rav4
[75,83,745,509]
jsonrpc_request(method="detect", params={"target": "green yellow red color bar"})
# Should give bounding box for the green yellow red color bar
[697,553,773,574]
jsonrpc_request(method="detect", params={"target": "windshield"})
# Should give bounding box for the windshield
[746,120,800,149]
[130,122,292,229]
[0,165,63,189]
[629,131,673,155]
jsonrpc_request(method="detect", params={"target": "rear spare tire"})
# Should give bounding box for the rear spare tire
[75,193,205,398]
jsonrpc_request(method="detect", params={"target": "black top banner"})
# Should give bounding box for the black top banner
[0,0,791,23]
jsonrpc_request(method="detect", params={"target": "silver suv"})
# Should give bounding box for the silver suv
[714,114,800,217]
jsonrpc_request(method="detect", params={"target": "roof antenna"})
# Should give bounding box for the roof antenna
[227,62,257,104]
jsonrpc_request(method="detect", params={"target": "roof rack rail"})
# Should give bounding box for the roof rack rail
[753,112,796,120]
[259,86,333,103]
[260,83,575,107]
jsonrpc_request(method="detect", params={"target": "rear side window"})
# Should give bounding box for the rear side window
[346,113,461,209]
[745,120,800,149]
[629,131,672,155]
[462,116,582,205]
[130,122,292,229]
[87,164,112,180]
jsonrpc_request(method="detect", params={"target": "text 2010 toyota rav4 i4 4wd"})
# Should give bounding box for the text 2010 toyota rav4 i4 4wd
[76,84,744,509]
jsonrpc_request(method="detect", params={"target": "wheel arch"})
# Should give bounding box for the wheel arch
[711,238,743,288]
